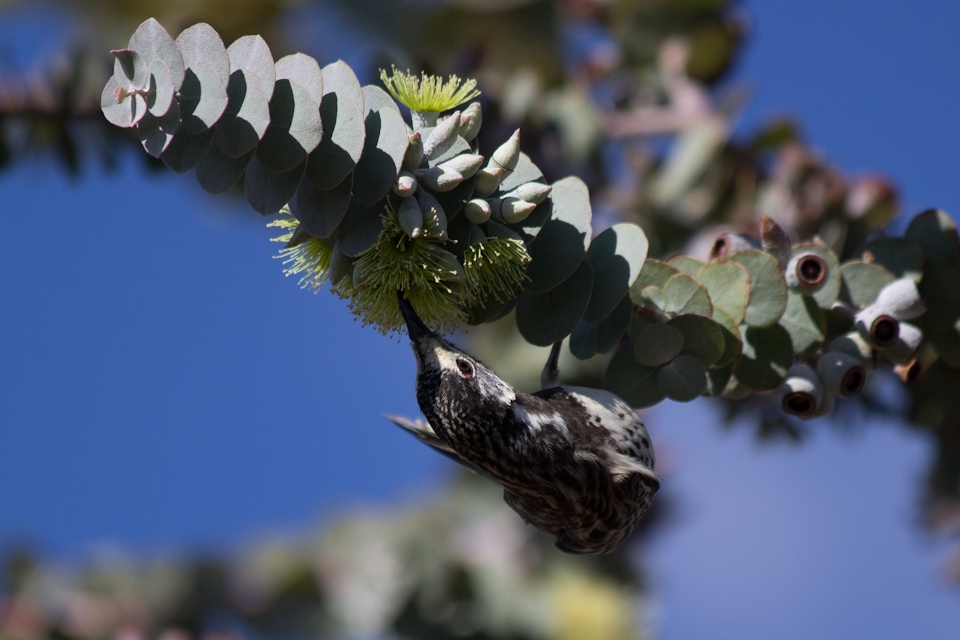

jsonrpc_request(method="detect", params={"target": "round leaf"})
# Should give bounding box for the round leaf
[226,35,275,100]
[629,259,680,305]
[256,79,323,172]
[275,53,323,106]
[633,324,684,366]
[524,176,593,294]
[216,69,270,158]
[778,291,826,353]
[178,62,228,133]
[569,295,632,360]
[161,126,215,174]
[101,75,147,128]
[694,259,749,324]
[667,254,705,276]
[730,249,788,327]
[667,314,725,368]
[711,305,742,368]
[917,263,960,334]
[352,86,409,205]
[136,104,180,157]
[295,172,353,239]
[195,146,253,194]
[905,208,960,264]
[176,22,229,85]
[305,86,365,190]
[146,58,175,117]
[663,273,713,316]
[128,18,184,89]
[583,223,649,322]
[605,345,665,408]
[516,261,593,346]
[657,355,708,402]
[112,48,148,88]
[245,155,307,215]
[855,237,924,283]
[338,199,385,257]
[733,324,794,391]
[839,261,895,308]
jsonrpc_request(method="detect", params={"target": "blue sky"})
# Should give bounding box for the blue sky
[2,2,960,639]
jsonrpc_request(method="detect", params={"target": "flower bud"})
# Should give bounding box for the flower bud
[504,181,552,206]
[393,169,418,196]
[778,363,824,418]
[881,321,924,365]
[419,165,464,192]
[474,165,503,196]
[492,197,537,224]
[874,278,926,321]
[417,191,447,240]
[459,101,482,141]
[491,128,521,171]
[827,331,873,365]
[403,131,424,170]
[816,351,867,397]
[438,153,485,179]
[854,303,900,350]
[397,195,424,239]
[463,198,491,224]
[422,110,461,160]
[785,251,829,293]
[760,214,792,268]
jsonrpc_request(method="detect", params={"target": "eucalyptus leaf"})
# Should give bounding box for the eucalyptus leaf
[294,172,353,239]
[161,126,215,173]
[226,35,275,100]
[730,249,788,327]
[275,53,323,105]
[516,261,593,346]
[583,223,649,322]
[244,155,307,215]
[733,324,794,391]
[778,291,826,353]
[694,259,749,324]
[176,22,229,85]
[523,176,593,294]
[605,345,665,408]
[839,261,895,308]
[178,62,228,133]
[667,314,725,368]
[633,324,684,366]
[128,18,184,89]
[195,146,253,194]
[256,79,323,172]
[305,87,364,190]
[662,273,713,316]
[339,198,386,257]
[216,69,270,158]
[855,237,924,283]
[904,208,960,264]
[667,255,705,276]
[656,355,708,402]
[629,259,680,305]
[569,295,632,359]
[352,86,409,205]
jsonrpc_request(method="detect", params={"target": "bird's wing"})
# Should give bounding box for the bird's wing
[383,414,486,476]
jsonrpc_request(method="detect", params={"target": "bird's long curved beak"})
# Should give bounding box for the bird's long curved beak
[397,291,433,341]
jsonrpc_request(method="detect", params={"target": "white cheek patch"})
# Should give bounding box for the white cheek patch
[511,403,567,434]
[434,347,516,405]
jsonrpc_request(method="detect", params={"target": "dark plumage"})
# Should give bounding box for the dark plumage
[393,292,659,554]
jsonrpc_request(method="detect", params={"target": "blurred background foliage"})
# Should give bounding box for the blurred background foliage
[2,0,959,638]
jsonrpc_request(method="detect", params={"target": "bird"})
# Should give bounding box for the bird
[389,291,659,554]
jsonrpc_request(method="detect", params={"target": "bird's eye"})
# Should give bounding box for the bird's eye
[456,358,475,379]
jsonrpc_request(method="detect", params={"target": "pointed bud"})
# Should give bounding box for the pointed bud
[464,198,492,224]
[422,110,461,160]
[760,214,792,267]
[438,153,484,179]
[491,128,521,171]
[459,101,483,141]
[417,191,448,240]
[393,169,418,196]
[505,181,552,206]
[397,195,424,238]
[403,132,424,170]
[419,165,464,192]
[492,197,537,224]
[474,164,503,196]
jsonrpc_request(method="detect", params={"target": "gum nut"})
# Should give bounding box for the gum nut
[854,303,900,350]
[874,278,926,320]
[710,232,758,260]
[785,251,829,291]
[491,128,521,170]
[816,351,866,397]
[882,321,924,365]
[777,363,823,417]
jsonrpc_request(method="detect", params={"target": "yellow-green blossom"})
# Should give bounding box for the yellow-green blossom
[463,237,530,303]
[268,217,333,291]
[380,66,480,113]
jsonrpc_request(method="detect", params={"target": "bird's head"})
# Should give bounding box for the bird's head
[398,292,516,428]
